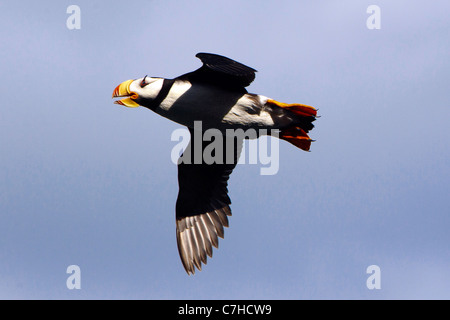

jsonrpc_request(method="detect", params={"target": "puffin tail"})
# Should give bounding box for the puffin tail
[266,99,318,152]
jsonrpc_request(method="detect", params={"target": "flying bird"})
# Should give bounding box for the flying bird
[112,53,317,274]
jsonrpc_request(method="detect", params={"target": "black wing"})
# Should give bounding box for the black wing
[179,52,257,91]
[175,128,242,274]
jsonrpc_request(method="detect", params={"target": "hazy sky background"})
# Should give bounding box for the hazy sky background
[1,0,449,299]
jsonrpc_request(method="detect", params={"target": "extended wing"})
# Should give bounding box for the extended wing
[175,128,242,274]
[178,52,257,91]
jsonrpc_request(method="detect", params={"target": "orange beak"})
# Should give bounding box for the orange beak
[112,80,140,108]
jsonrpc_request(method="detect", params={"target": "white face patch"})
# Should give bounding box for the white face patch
[128,77,164,101]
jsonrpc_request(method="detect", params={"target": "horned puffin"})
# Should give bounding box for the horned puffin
[112,53,317,275]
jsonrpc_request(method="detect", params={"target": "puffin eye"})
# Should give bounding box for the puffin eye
[139,75,148,88]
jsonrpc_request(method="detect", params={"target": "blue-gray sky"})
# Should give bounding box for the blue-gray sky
[0,0,449,299]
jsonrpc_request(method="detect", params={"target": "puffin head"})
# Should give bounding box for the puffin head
[112,76,163,108]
